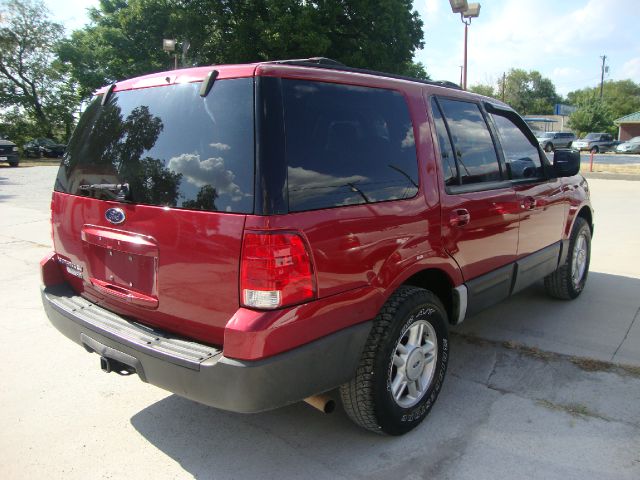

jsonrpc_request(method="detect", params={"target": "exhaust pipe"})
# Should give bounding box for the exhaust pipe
[304,394,336,414]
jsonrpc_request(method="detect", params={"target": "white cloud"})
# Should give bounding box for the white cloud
[168,154,244,201]
[209,142,231,151]
[429,0,640,94]
[620,57,640,80]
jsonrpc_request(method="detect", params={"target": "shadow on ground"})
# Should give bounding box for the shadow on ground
[453,271,640,366]
[130,272,640,479]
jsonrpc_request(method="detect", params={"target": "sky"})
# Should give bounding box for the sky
[45,0,640,96]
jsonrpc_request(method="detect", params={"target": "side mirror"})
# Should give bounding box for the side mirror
[553,149,581,177]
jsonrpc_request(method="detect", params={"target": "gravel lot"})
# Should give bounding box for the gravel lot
[1,165,638,479]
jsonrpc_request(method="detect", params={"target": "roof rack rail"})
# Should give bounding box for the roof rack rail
[263,58,462,91]
[272,57,345,66]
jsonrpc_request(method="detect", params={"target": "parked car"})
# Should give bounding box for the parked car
[23,138,66,158]
[535,131,576,152]
[0,139,20,167]
[40,58,593,436]
[572,133,619,153]
[615,136,640,154]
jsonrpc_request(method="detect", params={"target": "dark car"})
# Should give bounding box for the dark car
[23,138,66,158]
[0,139,20,167]
[40,58,593,436]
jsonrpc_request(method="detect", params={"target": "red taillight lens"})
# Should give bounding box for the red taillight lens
[240,232,315,309]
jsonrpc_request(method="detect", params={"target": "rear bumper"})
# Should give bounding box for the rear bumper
[42,283,371,413]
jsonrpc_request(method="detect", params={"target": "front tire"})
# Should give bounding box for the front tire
[544,143,554,153]
[340,286,449,435]
[590,146,599,153]
[544,217,591,299]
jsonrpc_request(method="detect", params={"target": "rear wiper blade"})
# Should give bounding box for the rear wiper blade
[79,183,130,201]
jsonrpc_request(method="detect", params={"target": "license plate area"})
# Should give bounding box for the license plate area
[81,225,159,308]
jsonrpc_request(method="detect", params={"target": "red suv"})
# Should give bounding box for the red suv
[41,58,593,435]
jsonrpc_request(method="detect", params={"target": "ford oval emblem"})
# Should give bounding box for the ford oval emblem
[105,207,126,225]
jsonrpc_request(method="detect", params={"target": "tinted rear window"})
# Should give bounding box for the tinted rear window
[281,79,419,212]
[55,79,254,213]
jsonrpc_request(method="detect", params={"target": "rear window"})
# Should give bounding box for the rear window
[55,78,254,213]
[281,79,419,212]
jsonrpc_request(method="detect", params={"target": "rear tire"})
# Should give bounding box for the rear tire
[590,146,599,153]
[8,161,19,167]
[544,217,591,300]
[340,286,449,435]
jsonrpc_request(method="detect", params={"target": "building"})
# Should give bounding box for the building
[614,112,640,141]
[523,115,573,134]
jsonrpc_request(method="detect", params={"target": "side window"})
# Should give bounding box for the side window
[282,79,419,212]
[430,99,457,186]
[438,98,502,185]
[491,113,543,180]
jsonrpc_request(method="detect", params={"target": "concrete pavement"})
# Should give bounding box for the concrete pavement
[1,165,639,479]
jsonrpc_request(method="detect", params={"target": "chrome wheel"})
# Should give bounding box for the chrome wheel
[572,232,588,288]
[389,319,437,408]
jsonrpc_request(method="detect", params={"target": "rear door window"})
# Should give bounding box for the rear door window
[436,99,502,185]
[56,78,255,213]
[430,99,458,186]
[281,80,419,212]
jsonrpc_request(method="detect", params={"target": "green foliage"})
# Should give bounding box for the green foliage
[58,0,427,98]
[469,70,560,114]
[0,0,79,141]
[399,61,430,80]
[498,69,561,114]
[469,84,495,98]
[568,98,614,137]
[566,80,640,123]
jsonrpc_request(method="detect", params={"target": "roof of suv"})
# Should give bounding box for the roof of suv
[95,57,480,98]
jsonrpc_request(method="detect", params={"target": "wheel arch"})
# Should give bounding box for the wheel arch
[576,205,594,233]
[399,268,456,324]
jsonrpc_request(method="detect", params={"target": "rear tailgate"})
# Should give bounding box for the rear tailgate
[52,74,255,345]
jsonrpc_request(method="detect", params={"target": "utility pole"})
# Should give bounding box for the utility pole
[599,55,607,99]
[501,72,506,102]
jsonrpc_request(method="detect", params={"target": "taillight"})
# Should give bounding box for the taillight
[240,231,315,309]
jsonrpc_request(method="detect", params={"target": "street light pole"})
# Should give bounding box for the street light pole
[449,1,480,91]
[463,18,469,90]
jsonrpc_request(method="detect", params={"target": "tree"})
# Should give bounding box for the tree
[568,98,614,137]
[469,84,496,98]
[567,80,640,123]
[0,0,78,139]
[497,69,560,115]
[58,0,427,99]
[468,70,560,114]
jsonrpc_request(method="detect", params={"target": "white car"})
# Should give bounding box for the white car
[615,136,640,154]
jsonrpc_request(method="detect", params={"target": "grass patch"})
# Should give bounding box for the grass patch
[453,332,640,378]
[0,159,61,168]
[537,399,609,421]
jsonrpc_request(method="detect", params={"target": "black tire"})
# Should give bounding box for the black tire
[8,161,19,167]
[590,146,599,153]
[340,286,449,435]
[544,217,591,300]
[544,143,554,153]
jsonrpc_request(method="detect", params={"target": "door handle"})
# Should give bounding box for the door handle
[520,196,536,210]
[450,209,471,227]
